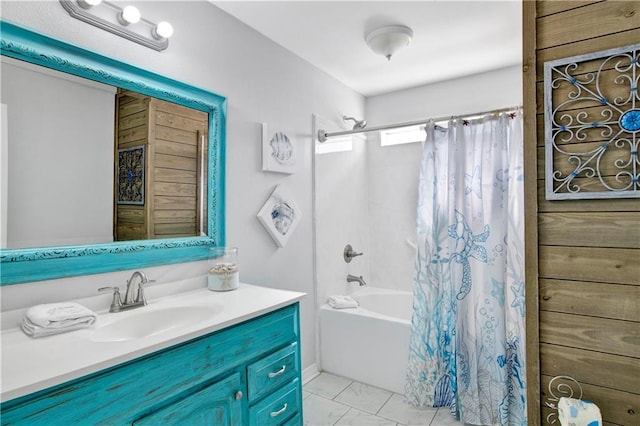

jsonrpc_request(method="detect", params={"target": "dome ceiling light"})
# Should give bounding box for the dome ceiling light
[365,25,413,61]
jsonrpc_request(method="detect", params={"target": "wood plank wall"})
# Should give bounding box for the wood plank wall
[524,2,640,425]
[114,91,208,241]
[152,99,208,239]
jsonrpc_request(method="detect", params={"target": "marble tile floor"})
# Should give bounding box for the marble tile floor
[302,372,462,426]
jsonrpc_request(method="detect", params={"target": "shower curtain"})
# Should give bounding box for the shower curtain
[405,112,526,425]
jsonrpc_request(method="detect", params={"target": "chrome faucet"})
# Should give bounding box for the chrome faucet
[124,271,150,305]
[99,271,154,313]
[346,274,367,286]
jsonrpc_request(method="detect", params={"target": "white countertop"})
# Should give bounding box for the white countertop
[0,283,305,403]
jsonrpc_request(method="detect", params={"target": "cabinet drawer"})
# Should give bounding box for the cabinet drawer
[247,342,299,402]
[249,379,300,426]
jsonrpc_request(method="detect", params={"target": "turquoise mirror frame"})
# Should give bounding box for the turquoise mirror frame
[0,21,226,285]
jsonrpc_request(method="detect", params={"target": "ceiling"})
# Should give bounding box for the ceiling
[211,1,523,97]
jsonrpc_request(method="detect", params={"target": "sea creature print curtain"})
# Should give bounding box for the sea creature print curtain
[406,111,527,425]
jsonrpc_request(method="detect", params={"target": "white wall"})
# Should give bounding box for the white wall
[0,1,364,371]
[1,59,115,248]
[365,66,523,291]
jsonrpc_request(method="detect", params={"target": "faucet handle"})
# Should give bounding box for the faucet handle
[344,244,364,263]
[98,286,123,312]
[134,280,155,305]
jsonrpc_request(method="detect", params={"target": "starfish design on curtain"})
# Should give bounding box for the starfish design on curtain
[510,281,526,317]
[464,165,483,198]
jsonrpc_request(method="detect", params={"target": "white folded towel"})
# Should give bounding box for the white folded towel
[327,295,359,309]
[21,302,97,338]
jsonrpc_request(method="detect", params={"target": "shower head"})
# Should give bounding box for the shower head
[343,115,367,130]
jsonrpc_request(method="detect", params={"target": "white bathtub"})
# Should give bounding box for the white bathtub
[319,286,412,394]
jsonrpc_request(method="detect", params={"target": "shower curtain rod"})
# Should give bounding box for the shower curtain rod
[317,105,521,142]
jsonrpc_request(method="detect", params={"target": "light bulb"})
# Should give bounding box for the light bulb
[118,5,141,25]
[152,21,173,39]
[77,0,102,9]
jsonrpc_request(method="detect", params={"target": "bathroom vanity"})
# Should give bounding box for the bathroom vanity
[0,284,305,425]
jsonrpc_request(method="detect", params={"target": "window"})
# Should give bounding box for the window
[315,135,353,154]
[380,124,425,146]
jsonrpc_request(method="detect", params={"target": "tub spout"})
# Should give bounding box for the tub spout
[346,274,367,286]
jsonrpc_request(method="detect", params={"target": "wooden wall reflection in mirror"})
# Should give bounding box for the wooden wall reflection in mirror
[0,21,226,285]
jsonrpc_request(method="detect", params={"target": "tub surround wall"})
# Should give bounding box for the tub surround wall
[0,1,365,371]
[314,130,370,308]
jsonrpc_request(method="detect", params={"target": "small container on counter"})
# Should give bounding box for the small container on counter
[207,247,239,291]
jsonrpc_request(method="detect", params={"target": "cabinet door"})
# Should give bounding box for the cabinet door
[133,373,243,425]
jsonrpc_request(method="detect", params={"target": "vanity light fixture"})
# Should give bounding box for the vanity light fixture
[59,0,173,51]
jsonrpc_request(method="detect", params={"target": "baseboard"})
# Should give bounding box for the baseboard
[302,363,320,384]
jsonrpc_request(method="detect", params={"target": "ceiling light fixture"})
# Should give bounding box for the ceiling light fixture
[59,0,172,51]
[365,25,413,61]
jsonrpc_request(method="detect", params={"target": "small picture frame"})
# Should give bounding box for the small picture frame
[257,184,301,248]
[262,123,297,174]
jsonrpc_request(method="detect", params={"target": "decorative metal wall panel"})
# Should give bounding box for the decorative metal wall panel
[117,146,145,205]
[544,43,640,200]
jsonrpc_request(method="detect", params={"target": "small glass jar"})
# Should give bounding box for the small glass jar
[208,247,239,291]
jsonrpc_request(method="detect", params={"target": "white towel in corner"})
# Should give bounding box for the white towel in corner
[327,295,359,309]
[558,397,602,426]
[21,302,97,338]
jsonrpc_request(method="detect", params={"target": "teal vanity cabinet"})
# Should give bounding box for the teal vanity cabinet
[1,304,302,425]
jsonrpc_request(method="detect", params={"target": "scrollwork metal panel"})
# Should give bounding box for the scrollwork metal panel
[544,43,640,199]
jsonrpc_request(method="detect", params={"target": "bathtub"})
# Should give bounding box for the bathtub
[319,286,412,394]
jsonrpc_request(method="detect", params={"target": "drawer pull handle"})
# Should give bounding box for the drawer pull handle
[269,403,288,417]
[235,391,243,400]
[267,365,286,378]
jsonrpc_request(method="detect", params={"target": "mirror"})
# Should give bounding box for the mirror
[2,57,210,247]
[0,21,226,285]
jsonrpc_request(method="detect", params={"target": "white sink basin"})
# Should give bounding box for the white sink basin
[91,305,220,342]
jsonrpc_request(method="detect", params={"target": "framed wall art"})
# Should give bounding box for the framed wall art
[544,43,640,200]
[117,145,145,205]
[262,123,297,174]
[257,184,301,248]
